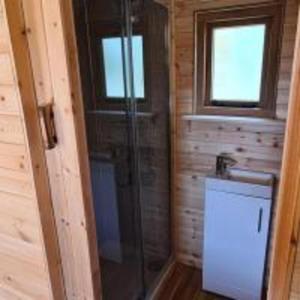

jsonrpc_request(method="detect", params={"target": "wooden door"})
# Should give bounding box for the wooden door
[3,0,102,299]
[0,0,65,299]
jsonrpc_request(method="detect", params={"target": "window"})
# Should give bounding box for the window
[211,25,265,103]
[101,36,145,99]
[102,37,126,98]
[195,4,284,117]
[89,21,149,111]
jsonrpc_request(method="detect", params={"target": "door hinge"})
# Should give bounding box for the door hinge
[39,103,58,150]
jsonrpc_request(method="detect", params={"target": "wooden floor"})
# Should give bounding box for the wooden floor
[156,263,228,300]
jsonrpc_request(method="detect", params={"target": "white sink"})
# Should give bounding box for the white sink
[206,169,274,199]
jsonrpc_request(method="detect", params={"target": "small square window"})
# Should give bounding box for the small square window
[211,24,266,103]
[195,4,284,117]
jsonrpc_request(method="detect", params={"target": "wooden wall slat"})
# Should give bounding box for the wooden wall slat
[21,0,101,298]
[291,244,300,299]
[0,9,8,53]
[0,86,20,115]
[0,54,14,84]
[22,0,53,106]
[0,0,66,299]
[0,240,50,299]
[0,192,41,244]
[0,168,34,197]
[0,143,27,172]
[0,115,24,144]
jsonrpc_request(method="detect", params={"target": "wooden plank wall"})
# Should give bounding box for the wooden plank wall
[0,1,55,299]
[173,0,298,268]
[288,7,300,299]
[19,0,101,299]
[291,245,300,299]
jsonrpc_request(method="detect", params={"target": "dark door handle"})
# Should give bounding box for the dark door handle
[257,208,263,233]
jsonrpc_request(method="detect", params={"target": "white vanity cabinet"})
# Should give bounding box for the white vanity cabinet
[203,171,273,300]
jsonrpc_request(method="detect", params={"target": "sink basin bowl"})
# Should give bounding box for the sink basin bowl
[206,169,274,199]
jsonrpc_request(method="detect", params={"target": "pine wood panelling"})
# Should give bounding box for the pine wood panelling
[21,0,101,298]
[0,11,8,53]
[0,86,20,115]
[0,0,64,299]
[0,142,27,169]
[277,0,299,119]
[0,115,24,144]
[174,0,298,270]
[156,263,228,299]
[291,245,300,299]
[0,53,14,84]
[22,0,53,106]
[270,5,300,299]
[0,192,41,244]
[0,168,34,197]
[175,119,286,268]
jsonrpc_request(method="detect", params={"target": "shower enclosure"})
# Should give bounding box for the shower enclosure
[72,0,171,298]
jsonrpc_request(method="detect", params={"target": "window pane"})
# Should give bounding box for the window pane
[211,24,266,102]
[102,36,145,99]
[102,37,125,98]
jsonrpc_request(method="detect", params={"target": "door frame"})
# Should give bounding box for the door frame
[268,4,300,300]
[59,1,102,298]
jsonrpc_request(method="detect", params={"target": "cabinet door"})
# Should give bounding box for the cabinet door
[203,190,271,300]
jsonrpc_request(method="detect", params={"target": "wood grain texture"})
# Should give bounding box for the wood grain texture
[21,0,101,299]
[155,263,228,300]
[173,0,298,270]
[0,0,65,299]
[269,4,300,300]
[291,242,300,299]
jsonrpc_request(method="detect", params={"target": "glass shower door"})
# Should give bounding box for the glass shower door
[73,0,145,299]
[72,0,171,298]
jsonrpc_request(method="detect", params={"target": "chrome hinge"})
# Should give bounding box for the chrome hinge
[39,103,58,150]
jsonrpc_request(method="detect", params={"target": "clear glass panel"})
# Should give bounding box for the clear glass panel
[211,24,266,102]
[102,35,145,99]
